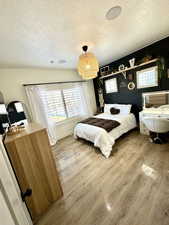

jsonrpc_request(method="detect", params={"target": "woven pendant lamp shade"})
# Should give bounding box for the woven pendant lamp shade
[78,46,99,80]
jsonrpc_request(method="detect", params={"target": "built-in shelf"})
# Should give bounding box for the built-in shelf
[99,58,159,79]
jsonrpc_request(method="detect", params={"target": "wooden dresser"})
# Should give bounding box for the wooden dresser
[4,123,63,222]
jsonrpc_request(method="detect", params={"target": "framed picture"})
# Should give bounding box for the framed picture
[128,82,135,90]
[105,78,118,93]
[128,74,133,81]
[100,66,110,76]
[136,66,158,89]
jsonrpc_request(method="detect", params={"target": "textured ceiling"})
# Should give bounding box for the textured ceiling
[0,0,169,69]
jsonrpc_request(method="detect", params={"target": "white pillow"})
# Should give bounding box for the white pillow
[104,104,132,115]
[104,104,116,113]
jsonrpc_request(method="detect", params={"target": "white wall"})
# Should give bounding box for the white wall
[0,68,97,139]
[0,189,16,225]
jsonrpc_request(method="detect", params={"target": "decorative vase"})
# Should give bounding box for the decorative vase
[129,58,135,67]
[118,64,125,71]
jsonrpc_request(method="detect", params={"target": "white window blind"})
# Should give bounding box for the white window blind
[38,83,87,123]
[63,86,84,117]
[137,66,158,89]
[105,78,118,93]
[39,89,66,122]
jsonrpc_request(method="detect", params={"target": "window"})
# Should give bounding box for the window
[105,78,118,93]
[39,84,87,123]
[137,66,158,89]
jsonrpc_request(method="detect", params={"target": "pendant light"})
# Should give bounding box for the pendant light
[78,45,99,80]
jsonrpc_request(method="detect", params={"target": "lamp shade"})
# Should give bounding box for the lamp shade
[78,47,99,80]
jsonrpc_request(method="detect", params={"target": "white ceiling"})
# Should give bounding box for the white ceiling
[0,0,169,69]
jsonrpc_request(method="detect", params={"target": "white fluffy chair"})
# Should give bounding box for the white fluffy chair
[143,117,169,143]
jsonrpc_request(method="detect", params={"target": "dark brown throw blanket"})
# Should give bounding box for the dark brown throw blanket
[80,117,120,132]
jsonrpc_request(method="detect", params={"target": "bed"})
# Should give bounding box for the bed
[74,104,137,158]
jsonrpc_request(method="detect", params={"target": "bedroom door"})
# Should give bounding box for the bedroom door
[0,136,32,225]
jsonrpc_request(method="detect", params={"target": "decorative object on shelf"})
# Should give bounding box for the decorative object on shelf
[7,124,25,136]
[120,81,127,88]
[118,64,127,79]
[99,58,159,80]
[129,58,135,67]
[123,67,128,79]
[78,45,99,80]
[128,82,135,90]
[100,66,110,76]
[118,64,125,71]
[140,55,152,63]
[122,72,127,79]
[128,74,133,81]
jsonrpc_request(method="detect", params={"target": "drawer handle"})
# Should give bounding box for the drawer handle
[21,189,32,202]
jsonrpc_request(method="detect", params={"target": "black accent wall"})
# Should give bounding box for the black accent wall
[94,37,169,120]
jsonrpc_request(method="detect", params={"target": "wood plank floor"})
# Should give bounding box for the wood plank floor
[37,130,169,225]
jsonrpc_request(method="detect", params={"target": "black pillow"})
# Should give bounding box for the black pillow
[110,107,120,115]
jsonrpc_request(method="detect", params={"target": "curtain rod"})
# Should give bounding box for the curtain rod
[23,80,87,86]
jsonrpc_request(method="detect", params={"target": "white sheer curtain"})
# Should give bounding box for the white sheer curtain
[25,85,57,145]
[81,81,94,117]
[24,81,94,145]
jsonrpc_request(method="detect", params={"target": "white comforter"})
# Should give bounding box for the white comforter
[74,113,137,158]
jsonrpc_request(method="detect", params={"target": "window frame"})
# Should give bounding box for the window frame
[136,66,158,89]
[105,78,118,94]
